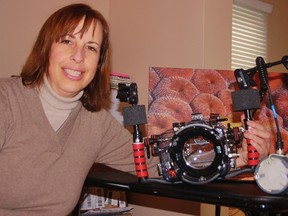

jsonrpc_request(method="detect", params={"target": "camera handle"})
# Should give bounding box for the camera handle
[132,124,149,179]
[123,105,149,180]
[122,105,149,180]
[232,89,261,167]
[244,110,259,166]
[117,83,149,180]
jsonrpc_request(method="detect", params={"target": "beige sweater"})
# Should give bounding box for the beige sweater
[0,77,140,215]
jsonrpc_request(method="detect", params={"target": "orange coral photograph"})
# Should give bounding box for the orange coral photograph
[147,67,288,154]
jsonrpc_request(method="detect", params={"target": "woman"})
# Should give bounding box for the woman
[0,4,136,216]
[0,3,271,216]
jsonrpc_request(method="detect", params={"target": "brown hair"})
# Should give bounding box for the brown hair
[21,3,110,112]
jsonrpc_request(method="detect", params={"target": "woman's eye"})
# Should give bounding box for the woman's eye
[61,39,72,45]
[87,46,98,53]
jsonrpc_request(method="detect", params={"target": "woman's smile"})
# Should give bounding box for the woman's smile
[63,68,84,80]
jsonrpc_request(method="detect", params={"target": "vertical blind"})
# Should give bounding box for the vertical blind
[231,2,268,70]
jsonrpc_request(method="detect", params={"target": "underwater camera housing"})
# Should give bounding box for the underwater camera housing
[145,113,244,184]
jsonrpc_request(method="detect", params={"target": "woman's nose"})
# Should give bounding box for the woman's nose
[71,46,84,63]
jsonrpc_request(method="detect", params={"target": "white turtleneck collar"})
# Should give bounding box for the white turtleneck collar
[39,76,84,131]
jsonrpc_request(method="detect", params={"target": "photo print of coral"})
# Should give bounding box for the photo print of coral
[147,67,288,154]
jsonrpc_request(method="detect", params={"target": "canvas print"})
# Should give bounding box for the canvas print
[147,67,288,154]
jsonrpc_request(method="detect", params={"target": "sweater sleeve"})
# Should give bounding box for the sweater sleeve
[0,107,7,151]
[0,81,12,151]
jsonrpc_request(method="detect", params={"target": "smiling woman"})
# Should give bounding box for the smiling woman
[0,4,139,216]
[20,3,110,111]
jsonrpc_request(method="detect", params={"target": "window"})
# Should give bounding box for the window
[231,0,272,70]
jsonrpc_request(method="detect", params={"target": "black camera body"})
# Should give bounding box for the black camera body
[146,113,244,184]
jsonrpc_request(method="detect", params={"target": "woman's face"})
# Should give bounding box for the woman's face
[47,18,103,97]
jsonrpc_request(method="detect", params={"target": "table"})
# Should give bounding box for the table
[84,168,288,216]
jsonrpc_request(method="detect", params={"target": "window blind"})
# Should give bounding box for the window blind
[231,1,269,70]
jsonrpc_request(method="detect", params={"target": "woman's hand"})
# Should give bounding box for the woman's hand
[237,120,272,167]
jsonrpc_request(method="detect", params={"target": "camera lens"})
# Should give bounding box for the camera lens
[182,136,215,169]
